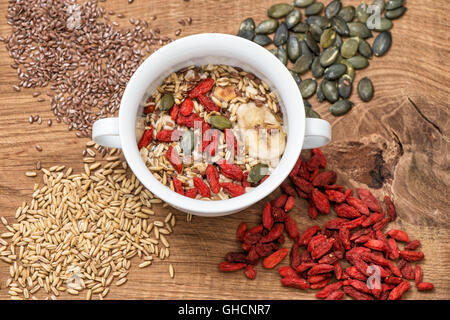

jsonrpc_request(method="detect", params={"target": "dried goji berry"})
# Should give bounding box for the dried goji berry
[386,230,411,243]
[357,188,382,212]
[310,278,331,289]
[384,195,396,221]
[348,279,372,294]
[170,104,179,120]
[364,239,387,252]
[172,177,184,196]
[272,194,288,208]
[289,244,301,269]
[143,104,155,114]
[345,266,368,281]
[289,158,302,177]
[261,223,284,243]
[310,240,333,260]
[224,128,238,154]
[180,98,194,116]
[236,222,247,242]
[346,196,370,215]
[219,262,247,272]
[280,277,309,290]
[298,225,320,246]
[197,94,220,112]
[339,227,351,250]
[188,78,215,98]
[335,203,361,219]
[417,282,434,291]
[388,280,410,300]
[309,148,326,169]
[343,285,374,300]
[324,184,345,192]
[272,207,287,222]
[225,252,248,263]
[414,265,423,285]
[284,196,296,212]
[156,129,183,142]
[246,246,259,265]
[399,250,424,262]
[290,176,314,194]
[307,264,335,276]
[244,265,256,280]
[241,172,251,188]
[262,248,289,269]
[309,168,319,183]
[312,171,337,187]
[372,217,390,231]
[308,274,331,284]
[284,215,299,240]
[262,202,273,230]
[248,224,263,234]
[193,176,211,198]
[137,127,153,150]
[405,240,421,250]
[185,188,198,199]
[165,146,183,173]
[324,190,346,203]
[308,201,319,219]
[312,189,330,215]
[278,266,297,278]
[295,262,316,273]
[325,290,345,300]
[221,182,245,197]
[218,161,243,181]
[361,212,385,227]
[280,181,296,197]
[176,113,208,129]
[341,216,366,230]
[205,164,221,194]
[387,238,400,260]
[334,261,343,280]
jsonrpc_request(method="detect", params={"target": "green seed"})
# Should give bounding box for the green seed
[358,77,374,102]
[371,0,386,13]
[292,53,313,74]
[340,59,355,81]
[305,2,324,16]
[317,81,326,102]
[324,63,347,80]
[305,106,321,118]
[276,46,288,65]
[373,31,392,57]
[293,33,306,41]
[320,46,339,67]
[325,0,342,19]
[338,74,353,99]
[385,6,406,19]
[292,22,309,33]
[386,0,404,10]
[368,17,393,32]
[309,23,323,42]
[299,40,312,59]
[348,22,373,38]
[358,39,373,59]
[268,3,293,18]
[306,15,330,29]
[248,163,269,183]
[159,94,175,111]
[237,18,255,40]
[180,130,194,155]
[320,28,336,49]
[294,0,314,8]
[286,10,302,29]
[274,22,289,46]
[253,34,272,46]
[322,79,339,103]
[208,115,232,130]
[331,16,349,36]
[290,71,303,86]
[341,37,359,58]
[287,36,301,62]
[299,78,317,98]
[255,19,279,34]
[338,6,355,22]
[303,99,312,108]
[305,31,320,55]
[356,2,370,23]
[347,56,369,69]
[333,33,343,48]
[311,57,324,78]
[330,99,353,116]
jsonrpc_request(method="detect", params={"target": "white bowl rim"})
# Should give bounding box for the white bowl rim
[119,33,305,216]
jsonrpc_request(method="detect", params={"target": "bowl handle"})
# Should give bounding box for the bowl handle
[92,117,122,148]
[302,118,331,149]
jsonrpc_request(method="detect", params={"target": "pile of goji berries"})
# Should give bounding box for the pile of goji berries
[219,148,434,300]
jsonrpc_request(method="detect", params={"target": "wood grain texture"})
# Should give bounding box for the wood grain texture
[0,0,448,300]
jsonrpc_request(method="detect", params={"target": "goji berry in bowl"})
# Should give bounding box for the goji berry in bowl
[92,33,331,216]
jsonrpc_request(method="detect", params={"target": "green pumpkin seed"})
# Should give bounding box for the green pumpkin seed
[305,2,324,16]
[338,74,353,99]
[358,77,374,102]
[309,23,323,42]
[317,81,326,102]
[255,19,279,34]
[385,0,404,10]
[299,78,317,98]
[322,79,339,103]
[320,46,339,67]
[303,99,312,108]
[237,18,255,40]
[331,16,350,36]
[385,6,406,19]
[276,46,288,65]
[253,34,272,46]
[208,115,232,130]
[292,22,309,33]
[338,6,355,22]
[290,71,303,86]
[330,99,353,116]
[248,163,269,183]
[299,40,312,59]
[274,22,289,46]
[287,36,301,62]
[356,2,370,23]
[371,0,386,13]
[368,17,393,32]
[325,0,342,19]
[268,3,293,18]
[180,130,194,155]
[320,28,336,49]
[294,0,314,8]
[292,52,313,74]
[286,10,302,29]
[305,106,321,118]
[373,31,392,57]
[358,39,373,59]
[348,22,373,38]
[269,48,278,55]
[347,56,369,69]
[341,37,359,58]
[305,31,320,55]
[311,57,324,78]
[333,33,343,48]
[293,33,306,41]
[340,59,355,81]
[324,63,347,80]
[159,94,175,111]
[306,15,330,29]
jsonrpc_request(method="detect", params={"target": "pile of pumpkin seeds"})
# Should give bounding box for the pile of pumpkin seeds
[237,0,407,117]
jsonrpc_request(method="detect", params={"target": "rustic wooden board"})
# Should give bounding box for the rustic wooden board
[0,0,448,300]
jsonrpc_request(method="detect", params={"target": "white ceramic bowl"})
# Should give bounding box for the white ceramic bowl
[92,33,331,217]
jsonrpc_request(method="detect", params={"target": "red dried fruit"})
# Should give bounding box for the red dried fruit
[284,215,299,240]
[325,290,345,300]
[188,78,215,98]
[244,265,256,280]
[284,196,296,212]
[176,113,205,128]
[246,246,259,265]
[417,282,434,291]
[388,280,410,300]
[202,129,219,156]
[180,98,194,116]
[280,182,297,197]
[387,238,400,260]
[346,196,370,215]
[325,190,346,203]
[364,239,387,252]
[262,202,273,230]
[156,129,183,142]
[236,222,247,242]
[137,127,153,150]
[172,177,184,196]
[387,230,411,243]
[405,240,421,250]
[185,188,198,198]
[221,182,245,197]
[272,207,287,222]
[339,227,351,250]
[372,217,390,231]
[309,168,319,183]
[224,128,238,154]
[312,189,330,214]
[262,248,289,269]
[219,262,247,272]
[308,148,326,170]
[348,279,372,294]
[308,274,331,284]
[248,224,263,234]
[218,161,243,181]
[197,94,220,112]
[298,225,320,246]
[170,104,179,120]
[387,261,403,277]
[143,104,155,114]
[343,285,374,300]
[341,216,366,230]
[399,250,424,262]
[361,212,385,227]
[310,278,331,289]
[414,265,423,285]
[280,277,310,290]
[335,203,361,219]
[165,146,183,173]
[241,172,251,188]
[193,176,211,198]
[298,162,310,180]
[334,261,343,280]
[384,195,396,221]
[312,171,337,187]
[308,264,335,276]
[278,266,297,278]
[289,244,301,269]
[319,252,338,265]
[345,266,368,281]
[289,158,302,177]
[272,194,288,208]
[310,239,333,260]
[357,188,382,212]
[385,276,402,285]
[324,184,345,192]
[205,164,221,194]
[308,201,319,219]
[225,252,248,263]
[290,176,314,194]
[261,223,284,243]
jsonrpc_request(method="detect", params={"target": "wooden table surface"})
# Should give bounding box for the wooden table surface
[0,0,448,300]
